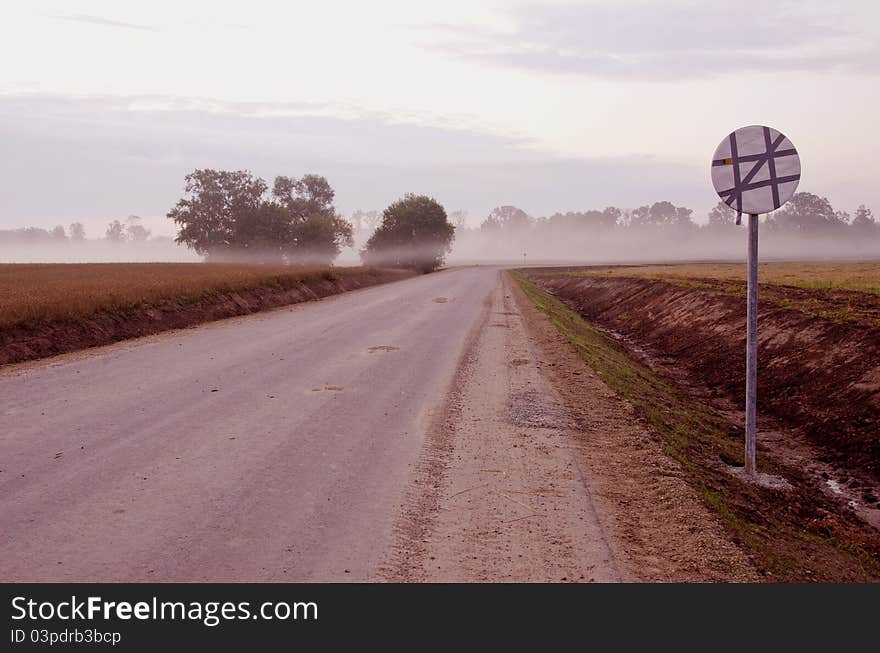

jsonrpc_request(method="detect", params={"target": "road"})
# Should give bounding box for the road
[0,266,619,582]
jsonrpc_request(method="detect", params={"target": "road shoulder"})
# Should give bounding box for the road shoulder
[383,271,758,582]
[511,272,759,582]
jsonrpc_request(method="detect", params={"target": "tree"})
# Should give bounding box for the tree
[228,201,292,263]
[629,201,695,230]
[271,174,353,264]
[16,227,51,242]
[272,174,335,219]
[851,205,877,236]
[362,194,454,273]
[69,222,86,242]
[106,220,126,244]
[125,216,151,242]
[448,210,468,231]
[168,169,267,258]
[767,192,847,233]
[288,211,353,265]
[350,210,382,233]
[707,201,738,227]
[480,205,531,232]
[600,206,622,228]
[546,208,619,232]
[168,169,351,264]
[50,225,67,241]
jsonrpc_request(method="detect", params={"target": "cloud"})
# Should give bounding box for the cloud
[427,1,879,80]
[0,94,707,228]
[56,14,157,32]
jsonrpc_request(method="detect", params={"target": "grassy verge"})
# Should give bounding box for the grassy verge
[0,263,410,329]
[559,262,880,295]
[512,269,880,582]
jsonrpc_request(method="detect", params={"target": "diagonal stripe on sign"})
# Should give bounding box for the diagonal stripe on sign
[720,131,795,211]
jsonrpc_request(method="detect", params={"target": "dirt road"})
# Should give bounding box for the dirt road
[1,267,498,581]
[0,267,751,582]
[384,273,756,582]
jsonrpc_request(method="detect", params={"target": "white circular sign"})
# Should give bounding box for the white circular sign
[711,125,801,215]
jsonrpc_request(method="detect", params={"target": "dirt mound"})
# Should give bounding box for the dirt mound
[0,270,411,367]
[538,275,880,481]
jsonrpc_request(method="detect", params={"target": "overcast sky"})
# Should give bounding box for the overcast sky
[2,0,878,235]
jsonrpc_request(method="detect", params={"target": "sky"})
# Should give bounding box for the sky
[1,0,878,235]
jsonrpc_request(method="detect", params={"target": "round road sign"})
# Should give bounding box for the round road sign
[711,125,800,215]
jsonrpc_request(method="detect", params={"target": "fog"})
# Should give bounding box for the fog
[0,238,198,264]
[445,223,880,266]
[3,216,879,268]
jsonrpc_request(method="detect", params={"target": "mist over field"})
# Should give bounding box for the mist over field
[4,195,878,267]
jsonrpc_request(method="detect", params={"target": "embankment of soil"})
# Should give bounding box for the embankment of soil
[0,269,414,366]
[537,275,880,481]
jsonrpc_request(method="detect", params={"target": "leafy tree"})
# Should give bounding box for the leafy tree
[125,216,151,242]
[50,225,67,241]
[362,194,454,273]
[228,202,292,263]
[851,205,877,236]
[600,206,622,228]
[271,175,353,264]
[105,220,126,244]
[272,174,335,219]
[167,169,351,264]
[69,222,86,241]
[289,211,353,265]
[707,201,738,227]
[546,208,619,231]
[168,169,267,258]
[350,209,381,233]
[481,205,532,232]
[630,201,695,230]
[767,192,847,233]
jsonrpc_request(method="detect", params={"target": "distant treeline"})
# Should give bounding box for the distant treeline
[464,193,877,237]
[448,193,880,262]
[0,216,161,246]
[3,189,877,264]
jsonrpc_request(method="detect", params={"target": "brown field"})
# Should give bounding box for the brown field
[565,261,880,295]
[0,263,384,329]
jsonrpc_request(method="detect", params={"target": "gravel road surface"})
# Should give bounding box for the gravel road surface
[1,268,499,581]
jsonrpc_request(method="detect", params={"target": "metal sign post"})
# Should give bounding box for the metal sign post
[745,212,758,476]
[710,125,801,478]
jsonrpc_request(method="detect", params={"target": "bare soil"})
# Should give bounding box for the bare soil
[0,270,412,366]
[539,274,880,486]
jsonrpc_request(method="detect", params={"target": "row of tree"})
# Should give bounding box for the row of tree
[167,170,353,265]
[467,194,877,236]
[0,217,153,246]
[4,169,876,268]
[167,170,455,271]
[444,194,878,262]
